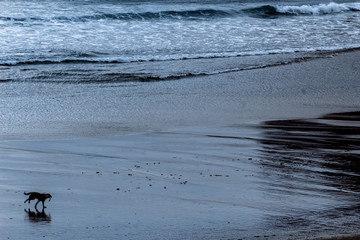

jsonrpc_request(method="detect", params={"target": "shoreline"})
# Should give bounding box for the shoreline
[0,49,359,239]
[1,49,360,140]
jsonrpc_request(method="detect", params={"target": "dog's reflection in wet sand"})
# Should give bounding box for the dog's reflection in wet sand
[24,208,51,223]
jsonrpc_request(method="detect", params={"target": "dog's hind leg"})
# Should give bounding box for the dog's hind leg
[24,199,30,204]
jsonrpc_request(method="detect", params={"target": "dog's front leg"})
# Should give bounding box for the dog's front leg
[35,200,40,210]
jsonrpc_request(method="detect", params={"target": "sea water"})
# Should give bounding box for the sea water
[0,0,360,138]
[1,0,360,80]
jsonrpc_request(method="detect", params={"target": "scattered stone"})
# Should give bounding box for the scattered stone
[215,174,222,177]
[248,158,252,160]
[134,165,140,168]
[128,173,133,176]
[163,186,167,189]
[116,188,120,191]
[96,171,100,174]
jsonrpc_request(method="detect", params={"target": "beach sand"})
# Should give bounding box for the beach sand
[0,50,359,239]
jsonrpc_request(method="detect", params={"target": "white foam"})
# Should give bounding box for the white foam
[276,2,360,15]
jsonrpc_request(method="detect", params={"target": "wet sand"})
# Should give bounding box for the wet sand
[0,50,360,239]
[0,112,359,239]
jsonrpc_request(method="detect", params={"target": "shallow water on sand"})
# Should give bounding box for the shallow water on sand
[0,112,359,239]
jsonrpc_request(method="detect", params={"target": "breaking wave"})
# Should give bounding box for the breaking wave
[245,2,360,17]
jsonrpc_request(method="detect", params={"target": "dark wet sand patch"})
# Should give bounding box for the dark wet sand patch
[256,111,360,239]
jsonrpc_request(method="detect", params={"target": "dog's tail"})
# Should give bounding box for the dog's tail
[24,192,31,195]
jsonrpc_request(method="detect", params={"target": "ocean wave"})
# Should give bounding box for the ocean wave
[3,44,360,67]
[1,56,329,85]
[3,48,359,85]
[0,9,235,23]
[1,3,358,23]
[245,2,360,17]
[75,9,234,21]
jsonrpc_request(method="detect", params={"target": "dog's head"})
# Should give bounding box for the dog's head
[45,194,52,202]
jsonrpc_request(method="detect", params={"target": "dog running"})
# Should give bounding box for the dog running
[24,192,52,210]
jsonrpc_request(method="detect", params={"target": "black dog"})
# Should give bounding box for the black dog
[24,192,52,210]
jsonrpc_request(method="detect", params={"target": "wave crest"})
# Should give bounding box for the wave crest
[245,2,360,17]
[277,2,360,15]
